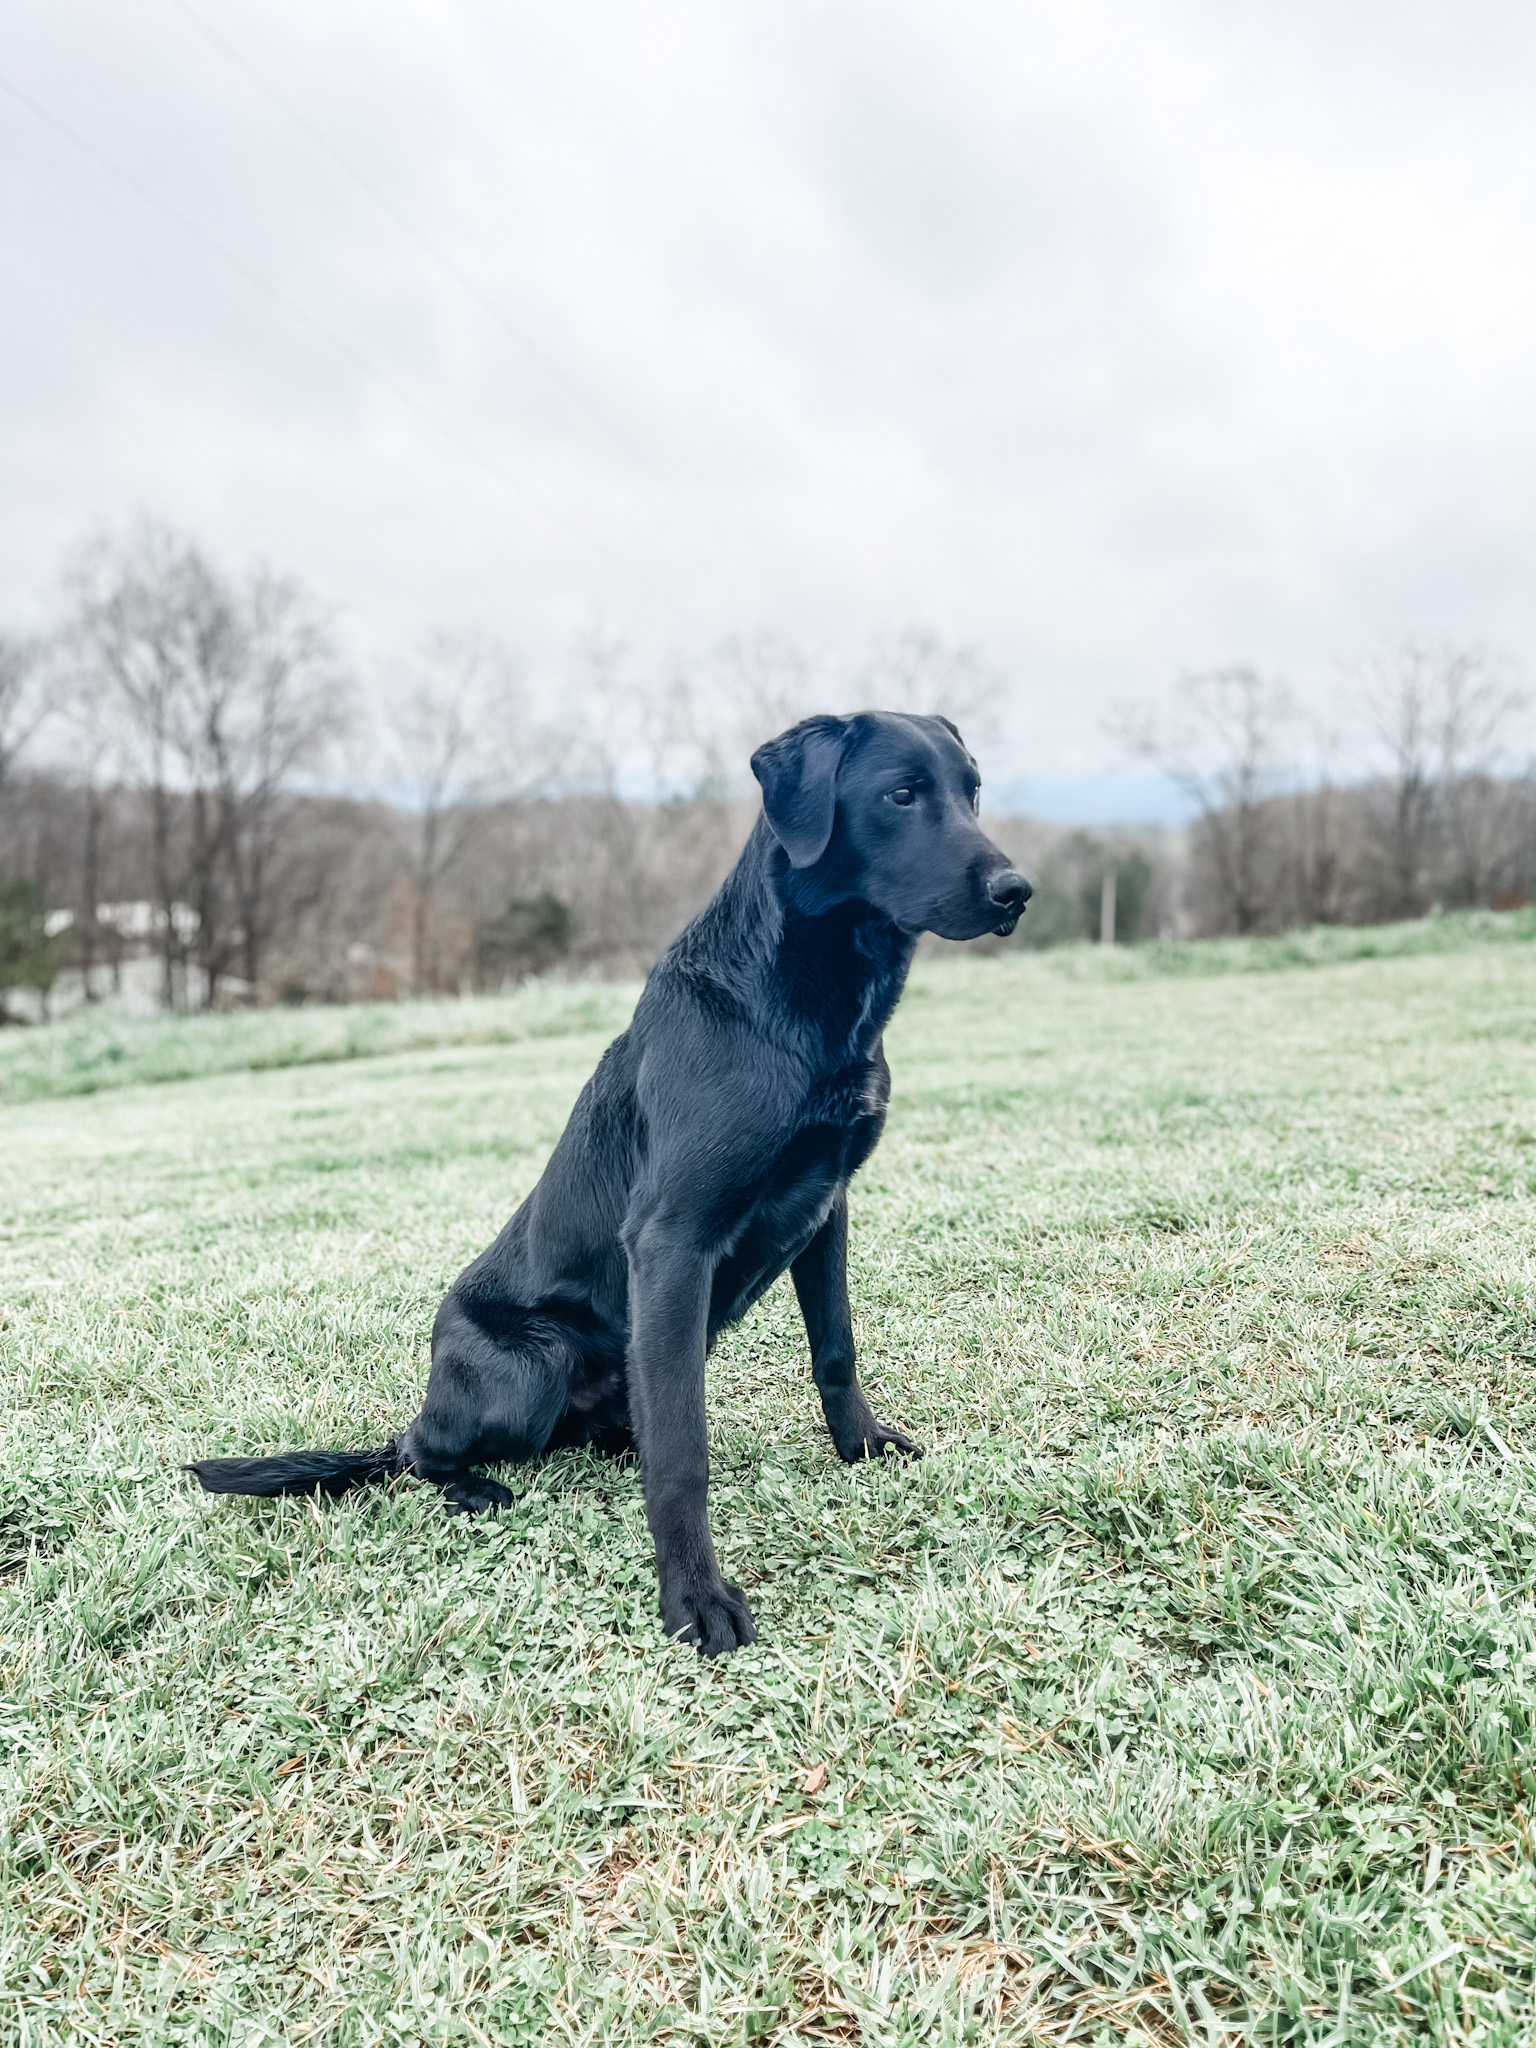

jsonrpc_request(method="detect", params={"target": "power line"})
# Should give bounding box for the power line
[0,68,621,568]
[167,0,740,572]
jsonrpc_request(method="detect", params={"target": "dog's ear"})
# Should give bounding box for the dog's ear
[931,713,978,772]
[751,716,848,867]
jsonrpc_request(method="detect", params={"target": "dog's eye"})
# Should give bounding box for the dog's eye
[888,786,916,807]
[970,785,981,814]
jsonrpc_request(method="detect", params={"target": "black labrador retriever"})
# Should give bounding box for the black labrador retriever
[190,711,1029,1654]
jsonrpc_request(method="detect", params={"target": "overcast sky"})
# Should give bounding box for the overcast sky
[4,0,1535,798]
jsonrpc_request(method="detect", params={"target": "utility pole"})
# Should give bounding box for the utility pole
[1099,865,1117,946]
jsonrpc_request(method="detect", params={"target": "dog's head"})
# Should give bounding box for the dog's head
[750,711,1030,940]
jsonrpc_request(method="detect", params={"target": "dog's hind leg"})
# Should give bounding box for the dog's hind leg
[396,1299,575,1514]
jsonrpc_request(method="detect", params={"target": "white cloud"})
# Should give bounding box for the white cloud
[2,0,1534,781]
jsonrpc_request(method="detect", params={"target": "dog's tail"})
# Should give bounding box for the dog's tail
[185,1443,398,1500]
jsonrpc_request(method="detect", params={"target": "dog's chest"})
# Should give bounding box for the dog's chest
[802,1055,889,1132]
[747,1057,889,1228]
[745,1056,888,1201]
[707,1057,890,1324]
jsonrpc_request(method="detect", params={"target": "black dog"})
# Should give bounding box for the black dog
[190,712,1028,1654]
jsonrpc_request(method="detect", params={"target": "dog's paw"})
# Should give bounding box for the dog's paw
[442,1476,514,1516]
[823,1389,923,1464]
[840,1418,923,1463]
[662,1578,758,1657]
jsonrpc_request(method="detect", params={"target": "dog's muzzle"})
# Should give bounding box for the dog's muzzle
[986,868,1031,936]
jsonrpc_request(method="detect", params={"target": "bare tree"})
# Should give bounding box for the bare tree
[1117,666,1296,934]
[1355,642,1448,916]
[0,633,50,801]
[44,641,123,998]
[66,523,217,1006]
[1354,641,1529,914]
[571,629,667,957]
[217,574,351,994]
[1430,649,1527,906]
[381,632,537,994]
[1281,708,1349,928]
[66,519,349,1007]
[856,627,997,739]
[658,633,824,799]
[658,625,996,804]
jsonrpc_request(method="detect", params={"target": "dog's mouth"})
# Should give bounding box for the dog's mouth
[920,893,1029,943]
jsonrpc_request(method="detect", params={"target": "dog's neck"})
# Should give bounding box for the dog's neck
[776,893,915,1063]
[693,816,917,1065]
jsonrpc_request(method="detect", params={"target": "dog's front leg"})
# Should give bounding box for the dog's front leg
[792,1192,922,1462]
[625,1219,756,1656]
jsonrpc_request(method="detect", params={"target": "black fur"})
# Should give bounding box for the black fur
[189,711,1029,1653]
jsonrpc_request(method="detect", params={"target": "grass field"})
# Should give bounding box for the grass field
[3,927,1535,2044]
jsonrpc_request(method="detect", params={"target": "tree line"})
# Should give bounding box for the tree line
[1115,658,1533,937]
[1,519,1531,1017]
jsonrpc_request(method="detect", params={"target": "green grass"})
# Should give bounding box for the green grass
[0,979,642,1105]
[6,907,1531,1109]
[2,933,1535,2044]
[1051,905,1536,981]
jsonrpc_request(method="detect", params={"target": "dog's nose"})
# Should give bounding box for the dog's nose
[987,869,1031,918]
